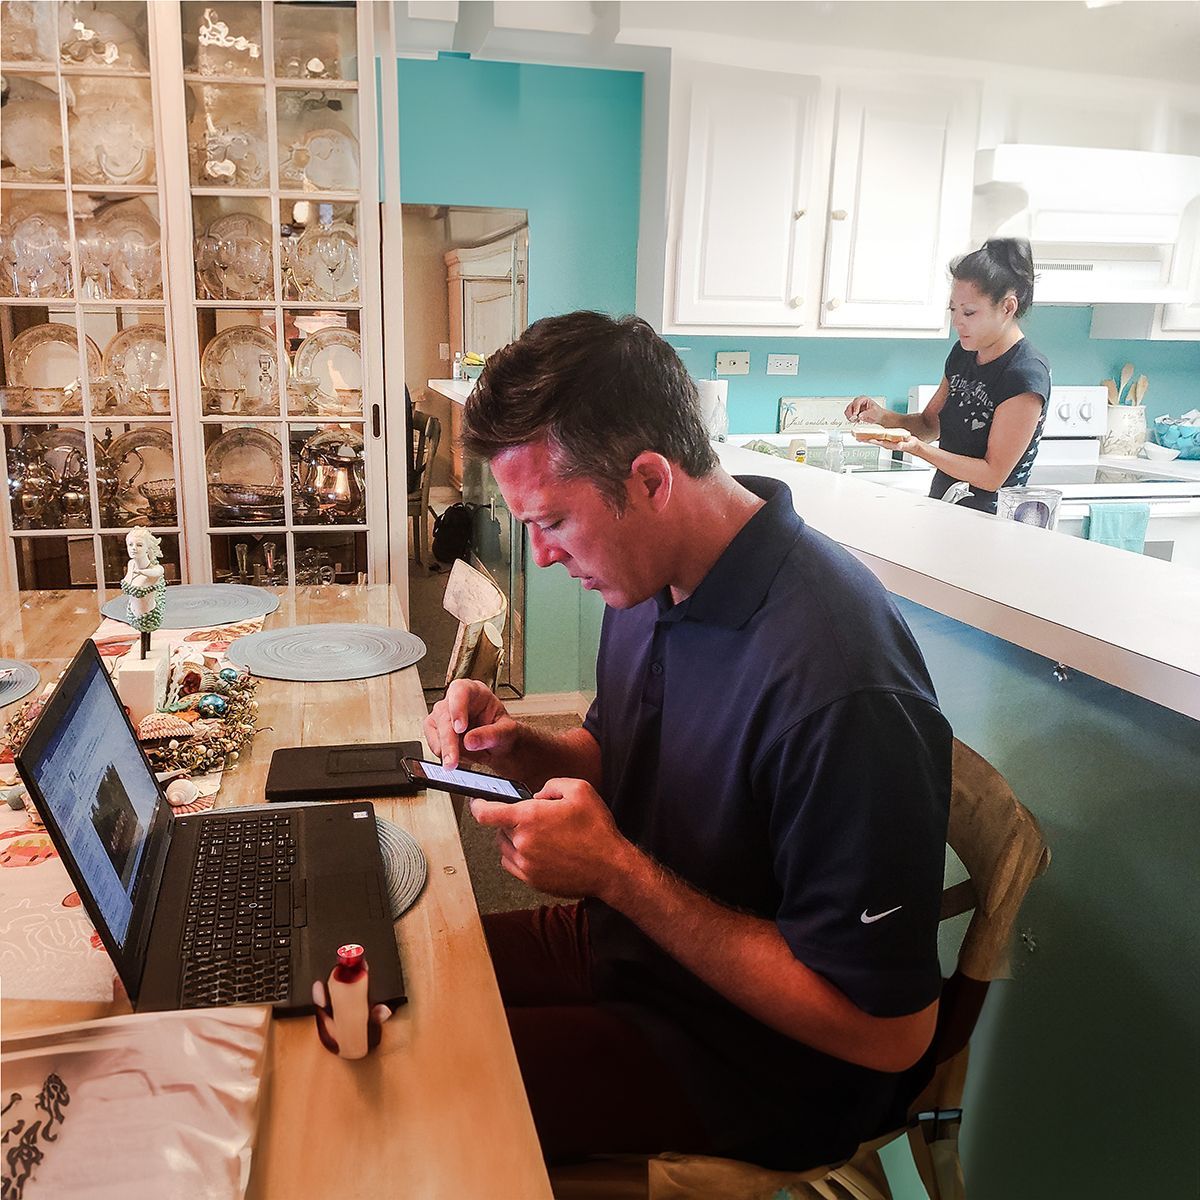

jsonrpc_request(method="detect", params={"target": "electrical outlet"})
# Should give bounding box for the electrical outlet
[716,351,750,375]
[767,354,799,376]
[438,343,450,361]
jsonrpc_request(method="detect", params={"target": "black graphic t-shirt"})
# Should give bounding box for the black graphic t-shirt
[929,339,1051,513]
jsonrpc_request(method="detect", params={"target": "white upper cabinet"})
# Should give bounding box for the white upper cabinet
[663,61,977,336]
[821,85,975,330]
[672,64,819,327]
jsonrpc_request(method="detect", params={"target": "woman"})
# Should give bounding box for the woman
[846,238,1050,514]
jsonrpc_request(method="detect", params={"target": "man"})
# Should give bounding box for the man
[426,311,951,1170]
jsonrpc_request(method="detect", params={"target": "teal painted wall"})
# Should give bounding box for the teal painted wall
[668,305,1200,433]
[396,54,640,693]
[879,599,1200,1200]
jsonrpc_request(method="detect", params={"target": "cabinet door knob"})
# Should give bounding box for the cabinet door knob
[830,208,848,221]
[826,297,842,310]
[788,296,804,309]
[792,208,806,220]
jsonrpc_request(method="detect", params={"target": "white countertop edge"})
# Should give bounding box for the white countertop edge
[427,378,474,404]
[716,442,1200,722]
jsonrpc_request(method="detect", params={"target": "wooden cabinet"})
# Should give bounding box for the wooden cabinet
[672,64,819,327]
[821,85,975,330]
[664,63,977,337]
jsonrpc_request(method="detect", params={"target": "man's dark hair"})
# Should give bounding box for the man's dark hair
[462,311,718,509]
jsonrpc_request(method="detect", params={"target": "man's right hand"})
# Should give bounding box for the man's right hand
[424,679,520,771]
[844,395,885,425]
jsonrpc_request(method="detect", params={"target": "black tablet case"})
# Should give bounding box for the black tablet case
[265,741,424,801]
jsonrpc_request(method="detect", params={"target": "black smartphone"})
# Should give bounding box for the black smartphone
[401,757,534,802]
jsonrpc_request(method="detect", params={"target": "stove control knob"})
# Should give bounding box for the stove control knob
[1057,401,1072,422]
[1079,401,1093,421]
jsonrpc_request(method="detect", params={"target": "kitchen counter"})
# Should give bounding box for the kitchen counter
[428,378,474,404]
[717,442,1200,721]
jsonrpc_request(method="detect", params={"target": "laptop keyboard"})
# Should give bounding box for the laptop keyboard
[180,813,298,1007]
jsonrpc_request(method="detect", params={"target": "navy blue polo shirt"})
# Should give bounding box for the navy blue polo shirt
[582,476,951,1169]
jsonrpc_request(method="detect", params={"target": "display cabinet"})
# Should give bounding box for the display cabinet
[0,0,387,592]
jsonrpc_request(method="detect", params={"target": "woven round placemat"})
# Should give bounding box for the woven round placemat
[376,817,427,919]
[226,624,425,681]
[102,584,280,629]
[0,660,41,709]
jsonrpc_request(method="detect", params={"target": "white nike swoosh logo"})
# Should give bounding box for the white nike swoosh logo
[860,905,903,924]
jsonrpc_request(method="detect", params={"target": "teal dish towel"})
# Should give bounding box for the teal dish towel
[1082,503,1151,553]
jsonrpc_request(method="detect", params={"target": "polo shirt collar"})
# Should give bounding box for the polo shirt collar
[654,475,804,629]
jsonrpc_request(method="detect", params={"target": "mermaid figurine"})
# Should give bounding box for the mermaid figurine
[121,526,166,656]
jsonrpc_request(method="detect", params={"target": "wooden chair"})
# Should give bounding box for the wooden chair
[550,739,1051,1200]
[443,557,507,692]
[408,410,441,566]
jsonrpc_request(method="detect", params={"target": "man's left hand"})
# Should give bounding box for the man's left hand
[470,777,631,899]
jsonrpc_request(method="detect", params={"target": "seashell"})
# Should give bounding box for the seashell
[137,712,195,741]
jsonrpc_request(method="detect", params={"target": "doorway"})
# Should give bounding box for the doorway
[400,204,529,699]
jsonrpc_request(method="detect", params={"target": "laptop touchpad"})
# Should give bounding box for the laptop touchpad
[312,871,384,920]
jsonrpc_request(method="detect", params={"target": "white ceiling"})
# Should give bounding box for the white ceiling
[615,1,1200,86]
[399,2,1200,88]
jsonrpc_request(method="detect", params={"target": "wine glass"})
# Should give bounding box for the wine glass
[236,237,272,299]
[213,236,236,300]
[0,232,16,297]
[195,233,220,298]
[123,235,161,299]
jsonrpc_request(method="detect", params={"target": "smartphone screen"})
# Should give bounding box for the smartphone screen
[403,758,532,801]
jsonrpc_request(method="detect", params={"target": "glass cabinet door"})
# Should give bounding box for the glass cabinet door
[176,0,379,586]
[1,1,184,591]
[0,0,386,594]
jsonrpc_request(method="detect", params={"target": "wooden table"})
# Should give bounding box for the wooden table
[0,586,553,1200]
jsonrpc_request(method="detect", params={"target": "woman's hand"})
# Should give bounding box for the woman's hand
[863,432,924,458]
[845,395,885,425]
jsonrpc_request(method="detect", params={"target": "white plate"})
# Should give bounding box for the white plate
[201,326,279,411]
[7,323,101,388]
[283,126,358,192]
[293,327,361,403]
[103,324,169,391]
[67,76,156,186]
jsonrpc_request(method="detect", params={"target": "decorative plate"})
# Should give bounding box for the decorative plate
[226,624,426,682]
[282,126,359,192]
[206,426,284,493]
[67,77,156,185]
[201,326,279,411]
[293,327,361,404]
[200,212,273,301]
[94,200,161,298]
[103,424,175,523]
[102,323,169,391]
[291,220,358,302]
[7,323,101,388]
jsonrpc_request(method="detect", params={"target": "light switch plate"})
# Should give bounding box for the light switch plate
[767,354,799,375]
[438,343,450,361]
[716,351,750,375]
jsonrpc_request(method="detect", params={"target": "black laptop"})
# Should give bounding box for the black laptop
[14,639,406,1016]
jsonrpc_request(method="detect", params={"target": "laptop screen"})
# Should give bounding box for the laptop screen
[21,648,161,947]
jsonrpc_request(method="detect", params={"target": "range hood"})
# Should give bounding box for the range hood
[973,144,1200,304]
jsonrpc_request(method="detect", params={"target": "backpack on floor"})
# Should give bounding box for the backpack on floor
[431,502,475,565]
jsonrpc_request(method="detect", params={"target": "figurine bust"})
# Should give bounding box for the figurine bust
[121,526,166,647]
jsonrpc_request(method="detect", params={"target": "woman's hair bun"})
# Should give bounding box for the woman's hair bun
[950,237,1036,317]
